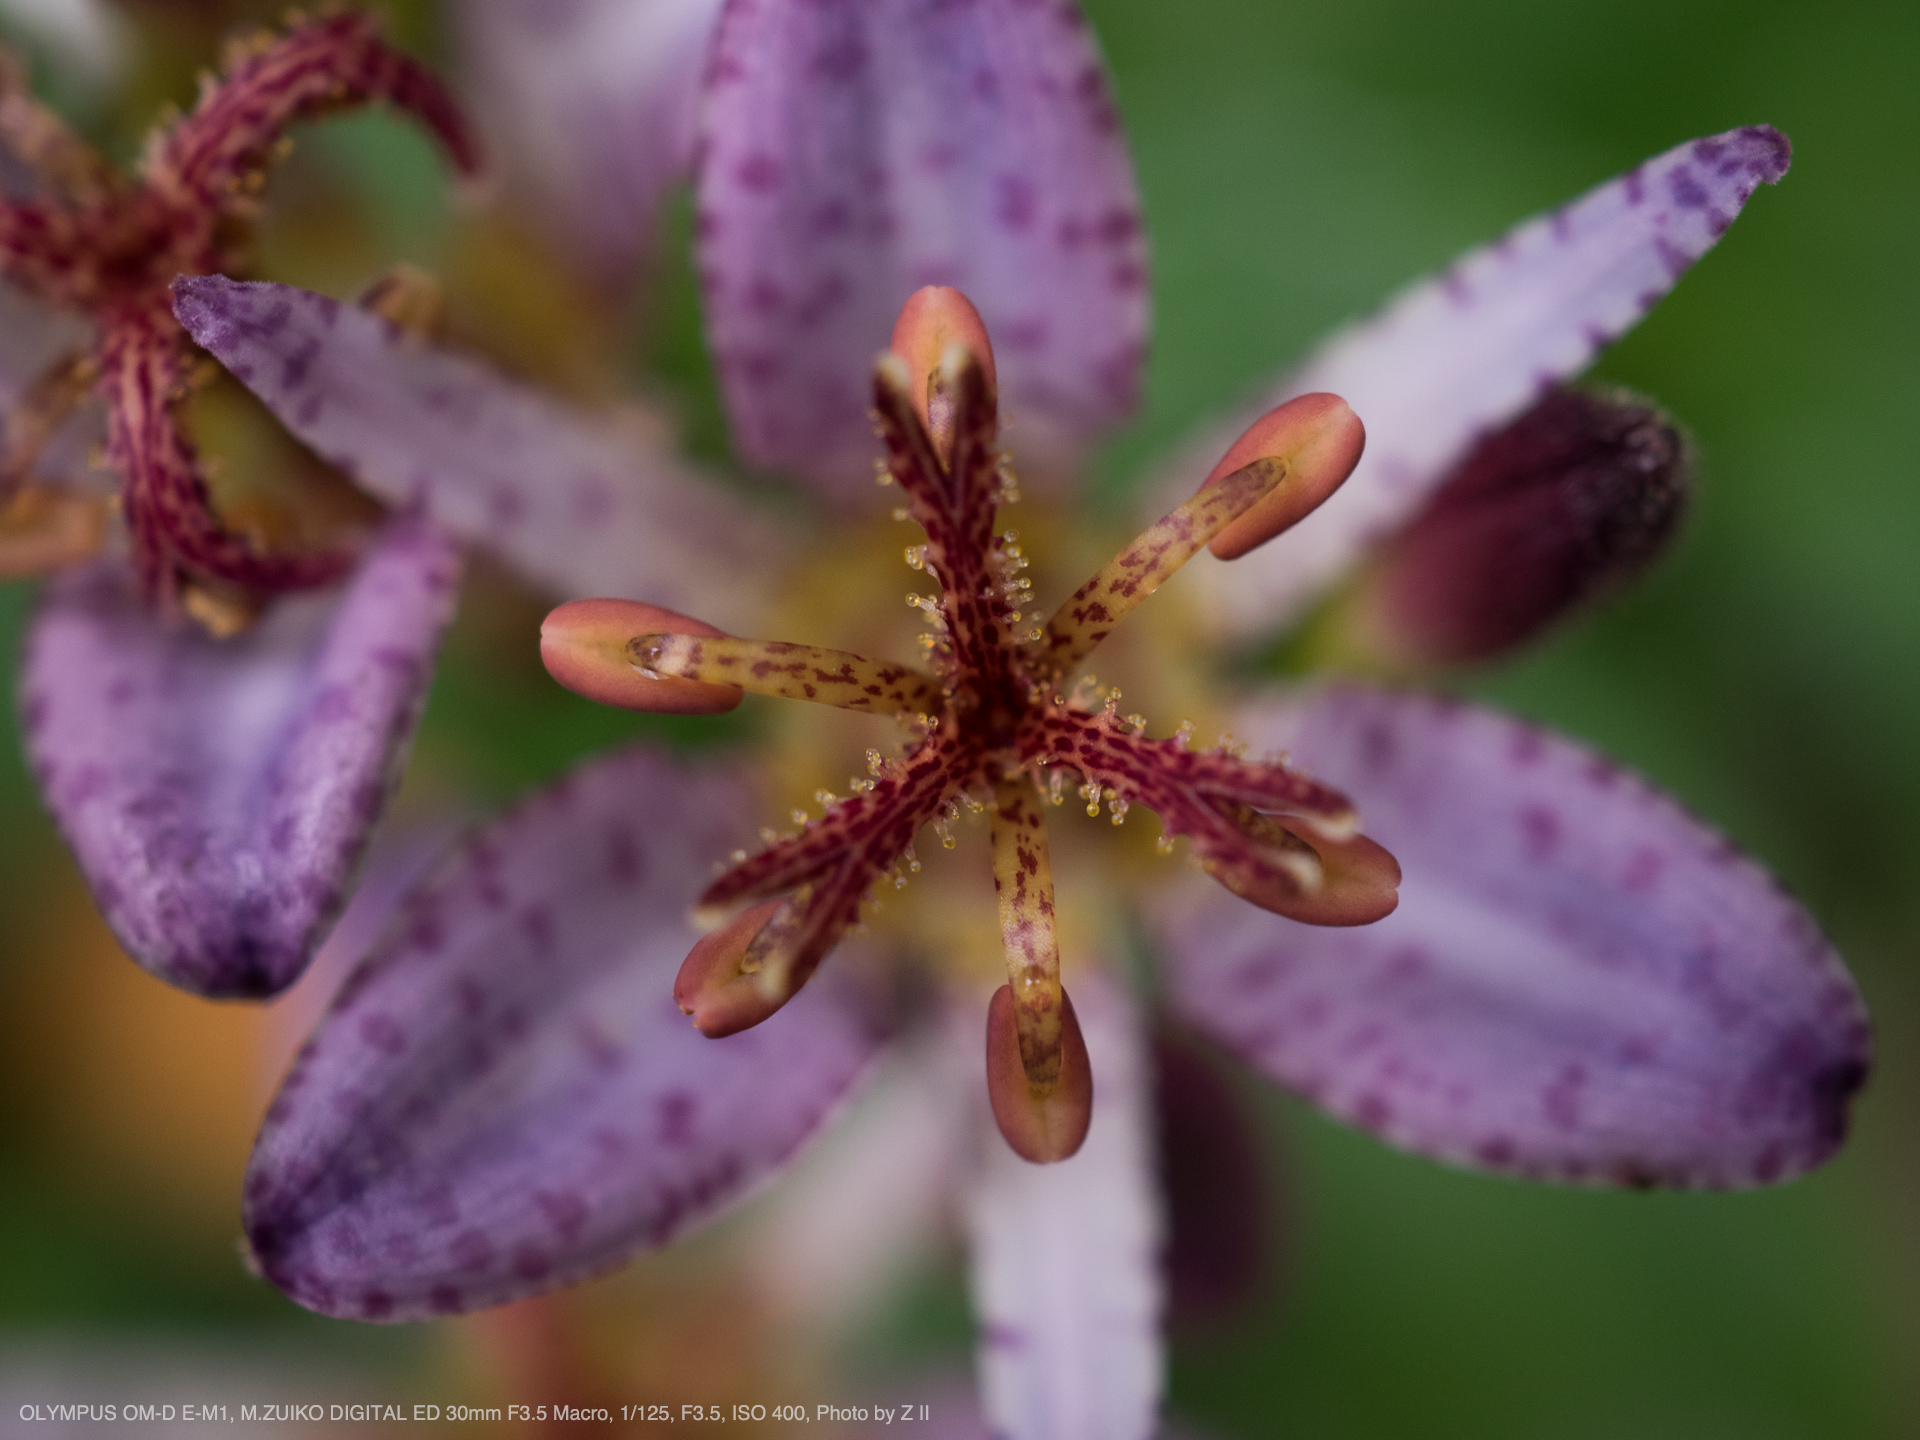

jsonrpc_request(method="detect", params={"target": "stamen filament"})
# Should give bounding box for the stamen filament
[633,633,944,716]
[1040,456,1287,675]
[989,775,1065,1092]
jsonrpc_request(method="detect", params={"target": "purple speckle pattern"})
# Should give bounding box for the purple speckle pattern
[1152,686,1869,1190]
[171,275,781,629]
[697,0,1149,499]
[243,747,887,1322]
[965,974,1163,1440]
[19,515,461,998]
[1166,124,1791,639]
[452,0,724,295]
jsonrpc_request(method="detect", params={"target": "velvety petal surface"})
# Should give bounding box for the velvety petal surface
[1168,126,1789,638]
[698,0,1148,500]
[454,0,723,295]
[244,747,889,1322]
[172,275,782,628]
[966,973,1163,1440]
[20,515,461,997]
[1153,686,1870,1189]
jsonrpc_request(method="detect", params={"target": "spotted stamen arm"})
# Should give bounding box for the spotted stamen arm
[694,734,976,1027]
[143,13,480,212]
[103,311,351,600]
[872,346,1011,683]
[634,633,945,715]
[1021,704,1398,925]
[0,51,116,205]
[990,775,1066,1091]
[1041,457,1285,676]
[700,734,972,917]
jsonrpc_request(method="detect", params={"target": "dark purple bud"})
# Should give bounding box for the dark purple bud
[1340,387,1690,669]
[1155,1024,1280,1330]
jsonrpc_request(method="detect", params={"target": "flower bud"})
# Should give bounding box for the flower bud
[1339,387,1689,669]
[540,598,743,714]
[1204,393,1366,561]
[986,983,1093,1163]
[674,899,791,1038]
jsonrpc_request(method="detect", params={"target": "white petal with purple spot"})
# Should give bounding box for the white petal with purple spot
[172,275,782,628]
[1164,126,1790,638]
[454,0,724,295]
[20,514,461,997]
[966,973,1163,1440]
[244,746,888,1322]
[698,0,1148,500]
[1153,685,1869,1188]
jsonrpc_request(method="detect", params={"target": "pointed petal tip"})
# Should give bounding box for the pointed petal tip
[674,898,791,1037]
[1162,686,1872,1190]
[25,516,460,998]
[541,599,742,715]
[987,984,1093,1163]
[1192,123,1792,637]
[1725,123,1791,185]
[1205,394,1366,561]
[242,749,885,1320]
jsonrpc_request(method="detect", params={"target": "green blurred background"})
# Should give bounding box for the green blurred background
[1,0,1914,1435]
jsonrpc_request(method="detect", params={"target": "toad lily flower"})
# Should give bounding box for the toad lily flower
[546,288,1391,1160]
[5,13,781,1000]
[0,13,483,997]
[187,4,1866,1436]
[0,11,477,600]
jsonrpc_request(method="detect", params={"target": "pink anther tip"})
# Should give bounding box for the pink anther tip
[986,984,1094,1163]
[540,598,743,715]
[1203,393,1366,561]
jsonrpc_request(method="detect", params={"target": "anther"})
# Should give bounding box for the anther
[986,985,1093,1164]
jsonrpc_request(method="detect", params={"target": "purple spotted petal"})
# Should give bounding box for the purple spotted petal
[1153,686,1870,1189]
[172,275,783,628]
[20,515,461,998]
[966,974,1163,1440]
[453,0,724,295]
[243,747,888,1323]
[1168,126,1789,637]
[698,0,1148,500]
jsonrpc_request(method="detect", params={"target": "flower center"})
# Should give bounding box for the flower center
[543,286,1400,1161]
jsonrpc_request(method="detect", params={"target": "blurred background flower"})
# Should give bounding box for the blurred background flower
[1,0,1915,1437]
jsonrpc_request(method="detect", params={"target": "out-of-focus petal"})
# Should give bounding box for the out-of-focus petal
[171,275,783,629]
[0,0,128,92]
[1154,686,1871,1189]
[748,1042,964,1329]
[852,1374,1215,1440]
[243,747,889,1323]
[698,0,1147,500]
[453,0,724,296]
[20,514,461,998]
[0,279,101,486]
[1165,125,1789,638]
[966,972,1163,1440]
